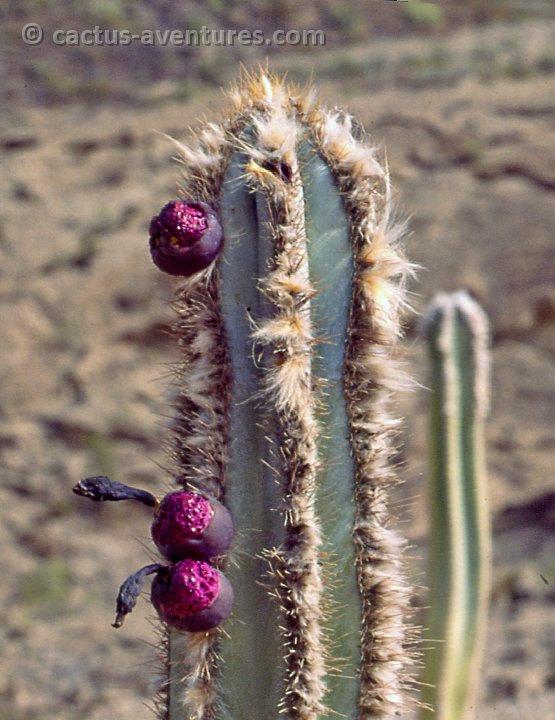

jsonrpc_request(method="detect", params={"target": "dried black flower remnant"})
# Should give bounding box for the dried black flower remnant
[73,476,157,507]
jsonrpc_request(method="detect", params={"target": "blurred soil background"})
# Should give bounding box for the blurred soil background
[1,1,554,718]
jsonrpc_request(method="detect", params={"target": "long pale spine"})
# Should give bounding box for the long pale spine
[159,73,414,720]
[420,291,491,720]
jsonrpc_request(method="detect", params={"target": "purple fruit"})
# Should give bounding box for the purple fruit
[151,491,234,562]
[149,200,223,276]
[151,559,234,632]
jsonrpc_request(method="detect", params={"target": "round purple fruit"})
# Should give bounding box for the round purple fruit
[151,491,234,562]
[151,559,234,632]
[149,200,223,276]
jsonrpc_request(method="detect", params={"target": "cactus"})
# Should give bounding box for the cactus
[420,291,491,720]
[75,71,416,720]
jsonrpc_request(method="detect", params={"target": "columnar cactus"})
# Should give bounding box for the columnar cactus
[420,291,491,720]
[156,71,415,720]
[75,71,416,720]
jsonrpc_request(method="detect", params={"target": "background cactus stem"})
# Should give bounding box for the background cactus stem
[155,71,416,720]
[420,290,491,720]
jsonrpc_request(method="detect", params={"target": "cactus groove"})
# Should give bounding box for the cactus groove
[159,72,414,720]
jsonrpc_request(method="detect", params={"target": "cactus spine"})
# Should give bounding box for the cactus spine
[420,291,491,720]
[159,72,414,720]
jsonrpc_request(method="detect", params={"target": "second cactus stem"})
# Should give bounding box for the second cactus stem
[159,72,415,720]
[420,291,491,720]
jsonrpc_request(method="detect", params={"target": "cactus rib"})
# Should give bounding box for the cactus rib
[162,120,232,720]
[246,107,326,719]
[307,107,415,719]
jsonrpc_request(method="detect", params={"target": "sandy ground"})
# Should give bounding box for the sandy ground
[1,19,554,720]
